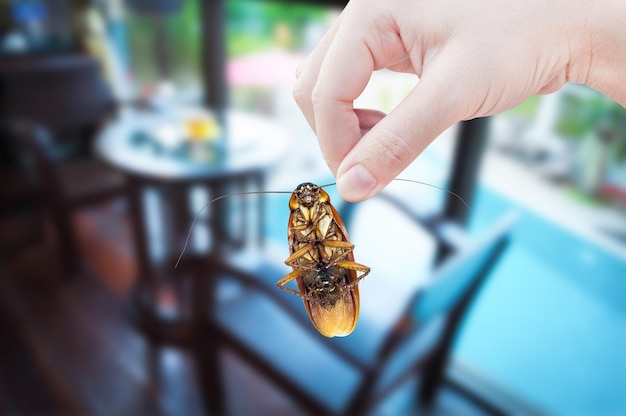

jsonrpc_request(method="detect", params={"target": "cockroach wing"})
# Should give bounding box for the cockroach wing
[303,282,360,338]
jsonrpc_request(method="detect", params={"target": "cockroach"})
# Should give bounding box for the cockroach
[277,182,369,337]
[176,179,469,338]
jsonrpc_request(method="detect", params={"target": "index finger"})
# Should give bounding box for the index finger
[294,14,343,133]
[311,20,375,174]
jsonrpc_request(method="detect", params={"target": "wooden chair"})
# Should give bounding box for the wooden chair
[3,121,127,276]
[191,191,516,415]
[0,54,127,276]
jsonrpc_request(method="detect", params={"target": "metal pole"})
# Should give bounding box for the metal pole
[444,117,490,225]
[198,0,227,119]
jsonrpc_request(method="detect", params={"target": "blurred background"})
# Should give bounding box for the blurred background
[0,1,625,415]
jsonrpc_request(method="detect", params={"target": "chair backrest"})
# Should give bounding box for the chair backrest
[0,54,116,131]
[0,53,116,160]
[412,212,517,325]
[366,212,516,411]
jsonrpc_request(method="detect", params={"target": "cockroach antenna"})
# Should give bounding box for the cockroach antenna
[174,189,292,268]
[393,178,472,211]
[319,180,470,210]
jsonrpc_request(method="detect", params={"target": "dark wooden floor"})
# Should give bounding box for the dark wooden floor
[0,202,494,416]
[0,203,312,416]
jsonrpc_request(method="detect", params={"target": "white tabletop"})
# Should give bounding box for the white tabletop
[95,109,290,181]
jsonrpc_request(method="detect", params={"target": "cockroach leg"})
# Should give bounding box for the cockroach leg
[276,269,307,297]
[284,243,321,270]
[334,260,371,289]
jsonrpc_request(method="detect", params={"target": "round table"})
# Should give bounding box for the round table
[95,108,290,343]
[96,110,290,179]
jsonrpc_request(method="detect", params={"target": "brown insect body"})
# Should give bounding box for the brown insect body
[277,183,370,338]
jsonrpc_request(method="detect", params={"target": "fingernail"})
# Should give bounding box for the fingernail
[337,164,377,201]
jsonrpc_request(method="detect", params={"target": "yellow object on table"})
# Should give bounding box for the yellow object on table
[185,110,221,142]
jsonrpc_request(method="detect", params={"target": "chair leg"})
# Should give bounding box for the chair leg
[192,324,225,415]
[419,275,484,411]
[191,259,226,415]
[50,207,80,277]
[418,318,459,411]
[418,311,463,411]
[418,347,449,411]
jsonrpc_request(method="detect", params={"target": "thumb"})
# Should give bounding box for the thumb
[336,56,467,202]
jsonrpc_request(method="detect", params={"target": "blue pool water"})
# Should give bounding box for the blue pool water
[457,186,626,415]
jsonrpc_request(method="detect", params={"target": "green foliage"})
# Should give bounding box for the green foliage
[124,0,332,84]
[125,1,202,86]
[226,0,331,57]
[501,95,541,120]
[556,86,626,162]
[164,0,202,80]
[556,89,609,139]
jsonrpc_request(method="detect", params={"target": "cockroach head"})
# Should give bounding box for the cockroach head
[294,182,321,208]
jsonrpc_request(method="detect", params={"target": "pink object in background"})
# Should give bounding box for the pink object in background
[226,50,304,87]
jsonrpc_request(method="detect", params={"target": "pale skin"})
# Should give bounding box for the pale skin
[294,0,626,202]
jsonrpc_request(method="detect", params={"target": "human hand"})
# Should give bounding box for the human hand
[294,0,622,202]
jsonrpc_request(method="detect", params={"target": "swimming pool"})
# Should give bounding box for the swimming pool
[457,186,626,415]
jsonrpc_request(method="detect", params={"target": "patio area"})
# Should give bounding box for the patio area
[2,1,626,414]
